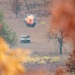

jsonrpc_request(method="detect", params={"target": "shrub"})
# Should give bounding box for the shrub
[66,49,75,72]
[55,67,66,75]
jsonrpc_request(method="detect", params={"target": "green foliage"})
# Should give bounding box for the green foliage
[0,12,4,23]
[0,12,17,47]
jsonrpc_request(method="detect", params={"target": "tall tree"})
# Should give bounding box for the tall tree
[50,0,75,72]
[0,12,17,47]
[47,30,64,55]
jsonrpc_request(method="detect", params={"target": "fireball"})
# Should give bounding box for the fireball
[24,14,36,27]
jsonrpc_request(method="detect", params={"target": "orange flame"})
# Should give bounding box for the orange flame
[25,15,34,25]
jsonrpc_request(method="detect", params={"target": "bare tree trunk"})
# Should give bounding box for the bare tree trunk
[24,0,30,13]
[57,31,63,55]
[58,38,63,55]
[9,0,12,3]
